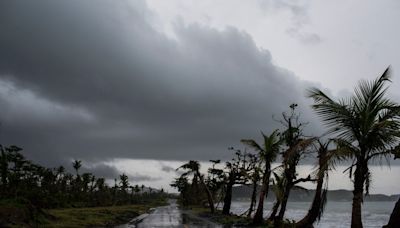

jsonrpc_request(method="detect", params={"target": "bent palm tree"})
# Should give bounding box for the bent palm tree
[308,67,400,228]
[179,160,215,213]
[241,129,282,225]
[296,140,330,228]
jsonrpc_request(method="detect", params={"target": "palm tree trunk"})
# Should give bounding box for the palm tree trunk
[296,146,327,228]
[296,174,324,228]
[277,183,291,221]
[253,166,271,225]
[222,175,234,215]
[268,199,280,221]
[198,172,215,213]
[247,180,258,217]
[384,197,400,228]
[351,162,365,228]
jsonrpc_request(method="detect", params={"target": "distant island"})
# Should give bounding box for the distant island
[232,185,400,202]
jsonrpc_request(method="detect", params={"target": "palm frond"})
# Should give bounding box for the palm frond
[240,139,263,153]
[283,137,316,163]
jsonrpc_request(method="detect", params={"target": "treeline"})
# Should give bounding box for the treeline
[171,67,400,228]
[0,145,166,209]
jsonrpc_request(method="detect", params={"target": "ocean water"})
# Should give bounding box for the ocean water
[229,201,396,228]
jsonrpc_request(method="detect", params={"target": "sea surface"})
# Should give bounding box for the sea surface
[229,201,396,228]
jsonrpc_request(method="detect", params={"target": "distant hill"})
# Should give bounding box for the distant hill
[232,185,399,202]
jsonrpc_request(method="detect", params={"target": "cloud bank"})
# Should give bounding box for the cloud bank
[1,0,324,168]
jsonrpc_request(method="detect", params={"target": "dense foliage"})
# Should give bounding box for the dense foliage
[0,145,166,210]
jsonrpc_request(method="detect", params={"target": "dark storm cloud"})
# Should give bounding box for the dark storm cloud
[0,0,325,166]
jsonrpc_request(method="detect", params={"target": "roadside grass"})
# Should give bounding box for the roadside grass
[43,199,167,227]
[0,198,167,228]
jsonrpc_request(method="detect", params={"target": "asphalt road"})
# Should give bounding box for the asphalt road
[117,199,223,228]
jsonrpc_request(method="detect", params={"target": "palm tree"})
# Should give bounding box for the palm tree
[179,160,215,213]
[273,104,316,223]
[296,140,330,228]
[308,67,400,228]
[241,129,282,225]
[72,160,82,176]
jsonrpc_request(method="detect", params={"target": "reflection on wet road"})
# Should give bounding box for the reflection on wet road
[117,199,223,228]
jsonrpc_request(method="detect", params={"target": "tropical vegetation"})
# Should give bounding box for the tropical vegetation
[172,67,400,228]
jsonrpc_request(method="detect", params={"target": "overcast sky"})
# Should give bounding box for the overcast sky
[0,0,399,194]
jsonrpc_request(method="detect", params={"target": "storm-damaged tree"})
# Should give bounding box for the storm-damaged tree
[246,152,262,218]
[270,104,316,224]
[268,171,285,222]
[384,146,400,228]
[296,140,331,228]
[171,176,191,206]
[207,159,225,208]
[241,130,282,224]
[178,160,215,213]
[221,148,253,215]
[308,67,400,228]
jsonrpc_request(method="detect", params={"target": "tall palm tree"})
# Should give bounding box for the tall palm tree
[241,129,282,225]
[308,67,400,228]
[179,160,215,213]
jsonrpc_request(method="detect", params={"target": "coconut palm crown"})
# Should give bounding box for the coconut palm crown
[308,66,400,228]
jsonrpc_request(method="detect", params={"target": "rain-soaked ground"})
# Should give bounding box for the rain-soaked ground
[116,199,225,228]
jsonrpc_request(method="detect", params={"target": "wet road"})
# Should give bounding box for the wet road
[117,199,223,228]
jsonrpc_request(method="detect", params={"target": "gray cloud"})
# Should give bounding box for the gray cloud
[129,173,161,182]
[161,164,177,173]
[0,0,326,166]
[258,0,321,45]
[81,163,121,180]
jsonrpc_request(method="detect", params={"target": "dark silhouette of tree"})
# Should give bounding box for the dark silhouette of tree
[308,67,400,228]
[246,154,262,218]
[384,199,400,228]
[119,173,130,202]
[0,144,166,212]
[241,130,282,224]
[171,176,191,206]
[72,160,82,176]
[221,148,253,215]
[207,159,225,207]
[0,145,9,188]
[268,171,284,221]
[269,105,316,224]
[296,140,331,228]
[178,160,215,213]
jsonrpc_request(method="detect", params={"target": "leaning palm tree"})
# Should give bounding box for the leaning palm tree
[241,129,282,225]
[296,140,331,228]
[179,160,215,213]
[308,67,400,228]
